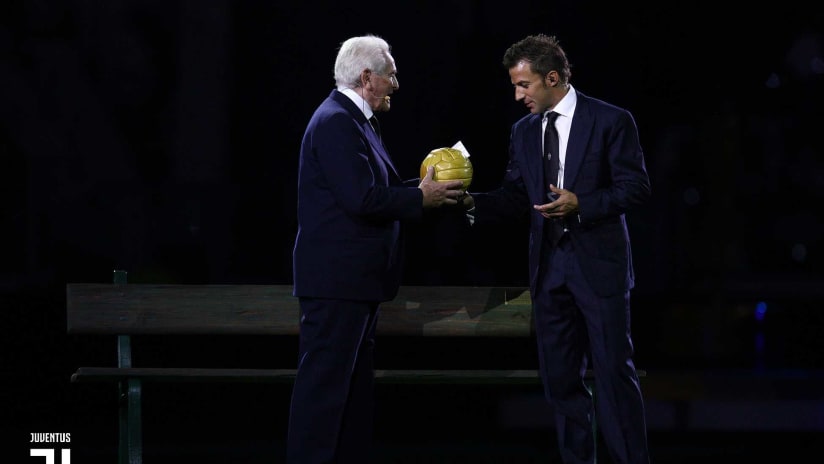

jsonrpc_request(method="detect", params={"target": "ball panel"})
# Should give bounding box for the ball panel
[434,167,473,181]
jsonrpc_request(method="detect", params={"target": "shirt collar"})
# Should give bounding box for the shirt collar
[545,84,576,120]
[339,87,374,120]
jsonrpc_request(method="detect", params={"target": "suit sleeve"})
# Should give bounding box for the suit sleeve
[576,109,650,223]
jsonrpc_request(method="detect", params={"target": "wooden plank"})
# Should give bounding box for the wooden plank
[71,367,643,385]
[66,284,299,335]
[66,284,534,337]
[70,367,543,384]
[70,367,299,383]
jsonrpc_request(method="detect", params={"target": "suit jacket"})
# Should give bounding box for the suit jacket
[292,90,423,302]
[472,90,651,296]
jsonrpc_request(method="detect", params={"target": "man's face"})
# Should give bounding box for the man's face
[368,54,399,112]
[509,60,553,115]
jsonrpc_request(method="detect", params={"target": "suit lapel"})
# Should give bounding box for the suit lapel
[365,123,400,179]
[528,115,545,192]
[563,93,591,189]
[331,91,400,180]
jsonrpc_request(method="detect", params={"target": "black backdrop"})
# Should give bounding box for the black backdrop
[3,0,824,457]
[5,1,823,290]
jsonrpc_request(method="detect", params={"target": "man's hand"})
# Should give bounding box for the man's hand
[419,166,465,208]
[459,192,475,210]
[533,184,578,219]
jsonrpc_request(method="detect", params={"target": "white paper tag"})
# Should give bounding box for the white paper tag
[451,140,471,158]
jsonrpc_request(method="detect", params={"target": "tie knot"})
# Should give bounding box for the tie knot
[545,111,559,124]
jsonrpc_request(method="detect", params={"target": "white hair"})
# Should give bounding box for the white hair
[334,35,392,89]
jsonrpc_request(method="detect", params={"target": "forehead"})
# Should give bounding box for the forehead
[509,60,540,84]
[384,52,397,73]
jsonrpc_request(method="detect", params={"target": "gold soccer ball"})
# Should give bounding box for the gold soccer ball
[419,147,473,190]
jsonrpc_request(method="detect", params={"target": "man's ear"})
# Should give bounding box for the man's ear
[361,69,372,89]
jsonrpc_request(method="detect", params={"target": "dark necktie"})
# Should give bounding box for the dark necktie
[369,115,381,139]
[543,111,560,191]
[543,111,565,246]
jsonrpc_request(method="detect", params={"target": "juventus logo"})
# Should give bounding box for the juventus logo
[30,449,71,463]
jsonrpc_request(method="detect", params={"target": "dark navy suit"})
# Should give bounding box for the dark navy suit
[288,89,422,463]
[472,90,651,464]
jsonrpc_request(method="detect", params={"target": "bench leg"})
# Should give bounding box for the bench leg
[119,378,143,464]
[113,271,142,464]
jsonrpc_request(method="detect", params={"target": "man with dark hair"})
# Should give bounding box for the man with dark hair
[461,34,651,464]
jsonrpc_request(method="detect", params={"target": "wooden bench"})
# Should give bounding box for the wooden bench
[67,270,639,463]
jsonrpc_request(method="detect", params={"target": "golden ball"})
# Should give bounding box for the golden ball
[420,147,473,190]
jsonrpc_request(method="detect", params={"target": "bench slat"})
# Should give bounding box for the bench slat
[66,284,299,335]
[71,367,544,384]
[66,284,533,337]
[70,367,545,384]
[71,367,299,383]
[71,367,644,385]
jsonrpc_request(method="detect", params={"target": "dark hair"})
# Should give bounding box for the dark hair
[502,34,571,84]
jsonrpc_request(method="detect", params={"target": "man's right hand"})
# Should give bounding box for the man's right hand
[419,166,465,208]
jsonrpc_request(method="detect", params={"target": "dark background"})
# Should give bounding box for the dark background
[3,1,824,462]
